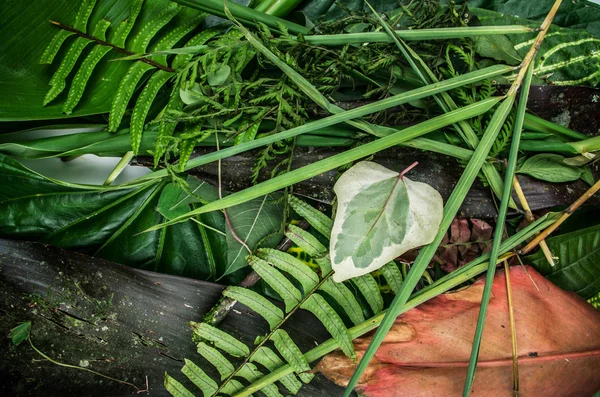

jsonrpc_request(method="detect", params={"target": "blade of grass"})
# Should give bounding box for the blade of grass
[233,213,557,397]
[503,260,519,393]
[342,93,516,397]
[365,1,514,208]
[132,64,511,183]
[301,25,534,45]
[171,0,309,34]
[143,97,501,231]
[462,61,534,395]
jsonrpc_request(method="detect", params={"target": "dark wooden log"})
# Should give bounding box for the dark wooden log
[133,86,600,219]
[0,239,347,397]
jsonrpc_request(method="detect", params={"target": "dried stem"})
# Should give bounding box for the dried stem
[49,20,175,73]
[520,178,600,254]
[512,176,555,265]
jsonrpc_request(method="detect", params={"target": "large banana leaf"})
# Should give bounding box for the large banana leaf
[0,154,283,282]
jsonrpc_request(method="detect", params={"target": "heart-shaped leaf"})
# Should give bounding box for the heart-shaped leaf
[330,161,443,282]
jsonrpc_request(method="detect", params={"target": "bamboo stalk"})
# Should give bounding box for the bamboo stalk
[512,176,556,265]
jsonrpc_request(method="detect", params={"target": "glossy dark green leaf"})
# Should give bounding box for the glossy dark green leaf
[0,154,228,281]
[527,223,600,299]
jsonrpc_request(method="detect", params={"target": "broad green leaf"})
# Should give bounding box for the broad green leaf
[352,274,384,315]
[9,321,31,346]
[472,35,522,65]
[0,154,227,281]
[517,153,584,182]
[197,342,234,380]
[223,286,284,330]
[190,322,250,357]
[331,161,443,282]
[257,248,319,293]
[301,294,356,360]
[287,195,333,238]
[527,224,600,299]
[224,194,285,277]
[271,329,313,383]
[181,359,218,396]
[165,372,195,397]
[247,256,302,312]
[251,346,303,394]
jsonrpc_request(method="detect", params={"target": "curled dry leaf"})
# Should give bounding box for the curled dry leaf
[317,266,600,397]
[438,218,493,272]
[330,161,443,282]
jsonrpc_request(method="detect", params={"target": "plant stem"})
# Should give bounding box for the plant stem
[48,21,175,73]
[104,151,134,185]
[503,260,519,394]
[520,178,600,254]
[512,175,556,265]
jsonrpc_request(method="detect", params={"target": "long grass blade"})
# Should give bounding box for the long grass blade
[342,94,516,397]
[462,62,534,396]
[302,25,534,45]
[134,65,511,183]
[143,97,500,231]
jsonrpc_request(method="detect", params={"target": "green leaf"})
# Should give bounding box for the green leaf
[220,379,245,395]
[108,62,154,132]
[352,274,384,315]
[250,346,303,394]
[191,322,250,357]
[236,364,284,397]
[301,294,356,360]
[284,224,330,272]
[196,342,234,380]
[378,262,403,294]
[9,321,31,346]
[223,286,284,330]
[319,279,365,326]
[472,35,522,65]
[517,153,584,182]
[331,161,443,281]
[165,372,195,397]
[181,358,218,396]
[527,224,600,299]
[207,64,232,86]
[257,248,319,293]
[0,155,226,281]
[248,256,302,312]
[287,195,333,238]
[224,194,285,277]
[271,329,313,383]
[581,166,595,186]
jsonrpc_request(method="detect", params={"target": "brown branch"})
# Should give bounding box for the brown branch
[49,20,175,73]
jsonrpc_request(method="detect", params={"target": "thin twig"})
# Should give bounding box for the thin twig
[503,260,519,394]
[49,20,175,73]
[512,176,555,265]
[520,178,600,254]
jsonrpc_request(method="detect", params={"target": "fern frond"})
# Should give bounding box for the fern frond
[379,261,403,294]
[256,248,319,294]
[223,286,284,330]
[352,274,384,314]
[236,364,283,397]
[39,0,97,64]
[300,294,356,360]
[108,62,154,131]
[247,256,302,312]
[165,372,195,397]
[43,20,110,106]
[182,359,218,396]
[271,329,314,383]
[197,342,234,380]
[191,322,250,358]
[287,195,332,238]
[250,347,302,394]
